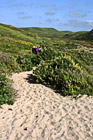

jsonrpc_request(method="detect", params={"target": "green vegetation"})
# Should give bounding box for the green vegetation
[33,49,93,96]
[0,23,93,106]
[21,26,93,44]
[21,27,72,39]
[0,23,41,42]
[0,37,34,55]
[0,74,15,105]
[63,29,93,42]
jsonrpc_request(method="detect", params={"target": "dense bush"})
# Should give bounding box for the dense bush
[31,48,57,65]
[16,55,33,71]
[0,56,22,73]
[0,74,15,105]
[33,53,93,96]
[67,49,93,75]
[16,49,57,71]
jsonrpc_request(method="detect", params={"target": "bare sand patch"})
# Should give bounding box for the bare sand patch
[0,70,93,140]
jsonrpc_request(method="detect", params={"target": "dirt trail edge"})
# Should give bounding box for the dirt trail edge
[0,69,93,140]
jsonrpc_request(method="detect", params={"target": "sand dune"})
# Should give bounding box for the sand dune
[0,70,93,140]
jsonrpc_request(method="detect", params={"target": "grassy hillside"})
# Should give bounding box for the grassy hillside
[21,27,72,39]
[0,23,42,42]
[63,29,93,41]
[21,26,93,43]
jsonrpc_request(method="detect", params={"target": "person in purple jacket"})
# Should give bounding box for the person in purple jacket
[35,46,39,54]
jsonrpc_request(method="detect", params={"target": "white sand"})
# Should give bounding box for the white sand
[0,70,93,140]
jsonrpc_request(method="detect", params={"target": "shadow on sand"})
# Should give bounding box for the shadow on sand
[25,74,36,84]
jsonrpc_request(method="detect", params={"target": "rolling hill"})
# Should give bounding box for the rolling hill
[63,29,93,41]
[20,26,93,42]
[0,23,41,42]
[20,27,72,39]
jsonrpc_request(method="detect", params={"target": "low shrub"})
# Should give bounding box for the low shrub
[16,55,33,71]
[33,53,93,96]
[16,49,56,71]
[0,74,15,105]
[31,48,59,65]
[0,55,22,73]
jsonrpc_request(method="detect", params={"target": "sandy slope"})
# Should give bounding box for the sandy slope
[0,70,93,140]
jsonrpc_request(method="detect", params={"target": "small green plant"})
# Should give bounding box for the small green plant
[0,74,15,105]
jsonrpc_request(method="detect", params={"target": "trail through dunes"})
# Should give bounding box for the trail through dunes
[0,69,93,140]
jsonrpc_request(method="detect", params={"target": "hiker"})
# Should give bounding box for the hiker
[32,46,36,54]
[44,47,47,51]
[38,47,42,53]
[39,42,42,47]
[35,46,39,54]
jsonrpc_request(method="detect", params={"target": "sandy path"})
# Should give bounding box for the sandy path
[0,70,93,140]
